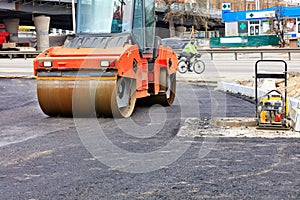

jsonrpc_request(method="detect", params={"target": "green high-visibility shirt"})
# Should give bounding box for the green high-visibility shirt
[183,42,198,54]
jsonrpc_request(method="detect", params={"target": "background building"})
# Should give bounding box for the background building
[210,0,286,11]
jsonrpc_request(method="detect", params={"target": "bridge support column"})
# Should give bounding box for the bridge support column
[34,15,50,51]
[3,18,20,43]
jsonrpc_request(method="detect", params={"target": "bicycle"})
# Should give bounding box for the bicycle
[177,54,205,74]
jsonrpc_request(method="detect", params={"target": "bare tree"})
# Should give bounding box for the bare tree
[161,0,211,38]
[269,6,287,47]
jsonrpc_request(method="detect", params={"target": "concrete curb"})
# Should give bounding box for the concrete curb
[214,117,257,127]
[0,75,35,79]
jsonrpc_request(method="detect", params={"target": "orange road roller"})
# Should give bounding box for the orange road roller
[33,0,178,117]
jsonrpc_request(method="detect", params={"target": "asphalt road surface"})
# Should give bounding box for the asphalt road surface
[1,78,300,199]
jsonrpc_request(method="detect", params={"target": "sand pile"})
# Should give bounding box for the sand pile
[276,72,300,99]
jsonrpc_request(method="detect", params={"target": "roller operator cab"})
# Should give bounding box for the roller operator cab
[33,0,178,117]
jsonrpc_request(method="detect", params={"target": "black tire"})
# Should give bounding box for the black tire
[151,72,176,106]
[193,60,205,74]
[137,71,176,107]
[178,60,188,74]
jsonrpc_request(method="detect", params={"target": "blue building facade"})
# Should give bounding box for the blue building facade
[222,5,300,38]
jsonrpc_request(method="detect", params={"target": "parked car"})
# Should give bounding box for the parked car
[161,37,188,50]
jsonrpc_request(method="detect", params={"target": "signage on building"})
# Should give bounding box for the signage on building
[220,37,248,44]
[238,21,248,34]
[246,11,275,19]
[222,3,231,11]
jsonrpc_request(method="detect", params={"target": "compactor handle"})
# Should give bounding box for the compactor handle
[255,59,287,75]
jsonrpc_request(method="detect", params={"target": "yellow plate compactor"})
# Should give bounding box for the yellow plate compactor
[255,60,290,129]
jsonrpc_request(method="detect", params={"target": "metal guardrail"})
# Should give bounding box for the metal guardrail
[174,48,300,61]
[2,48,300,61]
[0,51,41,60]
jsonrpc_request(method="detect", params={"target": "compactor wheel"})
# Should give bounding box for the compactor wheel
[159,69,176,106]
[111,77,137,118]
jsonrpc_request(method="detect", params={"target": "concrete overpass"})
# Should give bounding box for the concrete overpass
[0,0,223,50]
[0,0,74,29]
[0,0,222,30]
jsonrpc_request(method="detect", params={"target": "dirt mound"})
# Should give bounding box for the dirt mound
[276,72,300,99]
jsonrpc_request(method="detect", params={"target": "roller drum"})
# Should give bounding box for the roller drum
[37,77,136,118]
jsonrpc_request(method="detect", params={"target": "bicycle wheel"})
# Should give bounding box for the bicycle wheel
[193,60,205,74]
[178,60,188,74]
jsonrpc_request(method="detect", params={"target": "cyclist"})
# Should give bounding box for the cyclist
[182,38,198,71]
